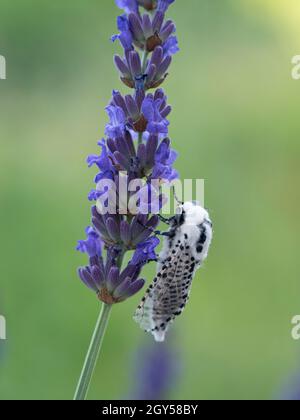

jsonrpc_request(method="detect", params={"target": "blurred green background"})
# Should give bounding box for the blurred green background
[0,0,300,400]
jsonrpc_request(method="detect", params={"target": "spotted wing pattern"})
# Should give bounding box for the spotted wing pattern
[134,239,199,342]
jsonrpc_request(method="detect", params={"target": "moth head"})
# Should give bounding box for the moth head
[177,201,210,226]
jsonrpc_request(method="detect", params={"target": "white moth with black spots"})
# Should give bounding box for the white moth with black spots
[134,201,213,342]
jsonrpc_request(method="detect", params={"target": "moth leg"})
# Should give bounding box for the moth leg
[147,257,158,263]
[147,255,166,264]
[137,220,172,237]
[154,231,172,237]
[158,215,174,225]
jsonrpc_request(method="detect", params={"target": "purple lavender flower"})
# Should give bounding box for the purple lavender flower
[152,137,178,181]
[112,15,134,51]
[114,46,172,90]
[87,140,115,176]
[91,205,159,248]
[114,10,178,54]
[77,0,179,305]
[77,227,103,259]
[130,338,180,400]
[277,363,300,400]
[105,105,127,139]
[163,35,179,56]
[132,236,160,265]
[141,96,169,135]
[78,245,146,304]
[115,0,139,14]
[108,88,171,136]
[158,0,175,13]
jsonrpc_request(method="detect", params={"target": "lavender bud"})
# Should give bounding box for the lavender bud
[129,51,142,77]
[114,55,131,77]
[120,220,131,245]
[106,218,120,242]
[129,13,145,43]
[142,14,153,38]
[106,267,121,293]
[152,11,165,33]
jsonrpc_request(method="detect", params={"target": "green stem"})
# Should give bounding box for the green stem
[73,252,125,400]
[73,303,113,400]
[138,132,143,146]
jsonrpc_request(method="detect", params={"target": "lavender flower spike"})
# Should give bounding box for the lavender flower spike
[75,0,179,400]
[130,337,180,400]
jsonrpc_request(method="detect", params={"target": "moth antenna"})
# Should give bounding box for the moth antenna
[172,186,184,205]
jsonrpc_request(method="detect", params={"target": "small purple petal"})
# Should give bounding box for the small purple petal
[142,14,153,38]
[130,215,145,241]
[112,90,128,115]
[114,151,130,171]
[120,264,139,284]
[106,218,120,242]
[113,277,132,299]
[91,265,106,289]
[125,94,140,119]
[119,279,145,299]
[158,0,175,13]
[124,131,136,157]
[132,236,160,265]
[105,105,127,139]
[150,46,163,68]
[156,55,172,79]
[120,220,131,245]
[160,22,175,43]
[114,55,131,77]
[152,11,164,33]
[163,36,179,56]
[107,267,121,292]
[129,51,142,76]
[129,13,145,42]
[78,268,99,292]
[76,227,102,258]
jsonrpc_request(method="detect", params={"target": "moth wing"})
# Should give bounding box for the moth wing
[134,241,197,342]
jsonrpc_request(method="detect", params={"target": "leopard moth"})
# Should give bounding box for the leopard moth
[134,201,213,342]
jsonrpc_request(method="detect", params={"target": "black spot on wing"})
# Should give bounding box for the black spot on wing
[196,245,203,253]
[177,211,185,226]
[196,226,207,254]
[199,230,207,245]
